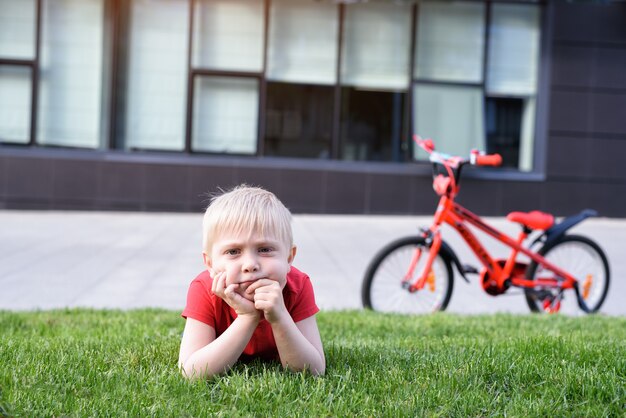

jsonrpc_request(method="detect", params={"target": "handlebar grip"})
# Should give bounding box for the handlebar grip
[474,153,502,167]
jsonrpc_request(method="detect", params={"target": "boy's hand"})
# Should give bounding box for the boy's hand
[246,279,288,324]
[211,271,260,319]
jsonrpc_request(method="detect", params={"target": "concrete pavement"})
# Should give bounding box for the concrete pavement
[0,210,624,315]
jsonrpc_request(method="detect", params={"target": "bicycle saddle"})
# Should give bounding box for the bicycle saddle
[507,211,554,230]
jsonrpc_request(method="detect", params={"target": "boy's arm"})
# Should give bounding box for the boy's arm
[248,279,325,375]
[272,315,326,376]
[178,316,259,379]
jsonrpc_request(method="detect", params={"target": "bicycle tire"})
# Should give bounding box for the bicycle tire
[525,234,610,314]
[362,236,454,314]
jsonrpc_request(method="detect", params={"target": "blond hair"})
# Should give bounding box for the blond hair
[202,185,293,254]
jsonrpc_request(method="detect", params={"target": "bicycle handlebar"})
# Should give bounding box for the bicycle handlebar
[470,151,502,167]
[414,134,502,168]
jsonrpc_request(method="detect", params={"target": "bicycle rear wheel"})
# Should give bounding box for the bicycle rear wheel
[362,236,453,314]
[525,234,610,314]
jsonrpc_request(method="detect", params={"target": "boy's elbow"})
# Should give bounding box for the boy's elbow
[180,360,223,380]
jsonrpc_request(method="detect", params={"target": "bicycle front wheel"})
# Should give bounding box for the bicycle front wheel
[525,234,610,314]
[362,236,453,314]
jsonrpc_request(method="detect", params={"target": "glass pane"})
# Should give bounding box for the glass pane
[486,97,536,171]
[264,82,333,158]
[0,66,32,143]
[38,0,104,148]
[340,88,406,162]
[125,0,189,151]
[0,0,36,59]
[192,76,259,154]
[341,2,411,89]
[193,0,264,72]
[415,2,485,83]
[413,84,484,160]
[487,4,540,95]
[267,0,338,85]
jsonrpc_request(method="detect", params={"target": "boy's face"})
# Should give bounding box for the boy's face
[203,229,296,301]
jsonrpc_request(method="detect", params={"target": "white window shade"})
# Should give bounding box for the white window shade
[519,98,536,172]
[341,2,412,90]
[415,2,485,83]
[125,0,189,151]
[37,0,104,148]
[413,84,484,160]
[0,0,36,59]
[0,66,31,143]
[192,76,259,154]
[193,0,264,72]
[267,0,338,85]
[487,5,540,96]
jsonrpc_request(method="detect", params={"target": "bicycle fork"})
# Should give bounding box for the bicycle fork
[402,230,442,293]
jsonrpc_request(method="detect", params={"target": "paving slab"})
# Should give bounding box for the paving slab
[0,211,623,316]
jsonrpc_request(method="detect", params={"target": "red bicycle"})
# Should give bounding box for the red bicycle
[362,136,610,315]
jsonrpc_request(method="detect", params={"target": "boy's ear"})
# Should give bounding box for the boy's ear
[202,252,212,270]
[288,245,297,265]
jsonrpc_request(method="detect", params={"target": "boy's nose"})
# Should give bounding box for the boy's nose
[242,257,260,273]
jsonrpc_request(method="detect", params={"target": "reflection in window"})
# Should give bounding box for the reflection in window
[341,2,412,90]
[413,84,484,160]
[0,66,32,143]
[264,82,333,159]
[267,0,338,85]
[192,76,259,154]
[0,0,37,59]
[340,88,406,162]
[192,0,264,72]
[38,0,104,148]
[415,2,485,83]
[125,0,188,151]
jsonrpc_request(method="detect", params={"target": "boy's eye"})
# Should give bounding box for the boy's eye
[258,247,274,254]
[225,249,240,256]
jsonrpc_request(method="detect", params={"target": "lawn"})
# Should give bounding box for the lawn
[0,309,624,417]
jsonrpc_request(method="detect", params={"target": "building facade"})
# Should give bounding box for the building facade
[0,0,625,216]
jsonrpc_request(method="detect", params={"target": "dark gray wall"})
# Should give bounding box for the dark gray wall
[543,1,626,217]
[1,0,625,217]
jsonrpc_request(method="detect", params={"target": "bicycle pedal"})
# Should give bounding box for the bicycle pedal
[461,264,479,275]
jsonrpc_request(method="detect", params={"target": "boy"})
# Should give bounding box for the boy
[178,185,325,379]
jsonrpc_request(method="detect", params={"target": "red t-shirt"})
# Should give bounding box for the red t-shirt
[181,266,319,361]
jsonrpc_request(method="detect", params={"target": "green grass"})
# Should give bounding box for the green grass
[0,310,624,417]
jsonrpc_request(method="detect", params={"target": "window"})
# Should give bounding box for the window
[341,87,406,162]
[264,0,338,158]
[413,1,540,171]
[264,82,333,159]
[0,0,544,173]
[38,0,105,148]
[486,4,540,171]
[0,0,36,59]
[192,0,264,72]
[124,0,189,151]
[192,76,259,154]
[340,1,412,162]
[0,66,32,143]
[415,2,485,83]
[0,0,36,144]
[341,2,412,90]
[267,0,338,85]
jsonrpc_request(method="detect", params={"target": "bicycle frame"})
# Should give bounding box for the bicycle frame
[407,196,578,295]
[406,137,581,299]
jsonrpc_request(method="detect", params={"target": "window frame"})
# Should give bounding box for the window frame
[0,0,41,146]
[0,0,550,181]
